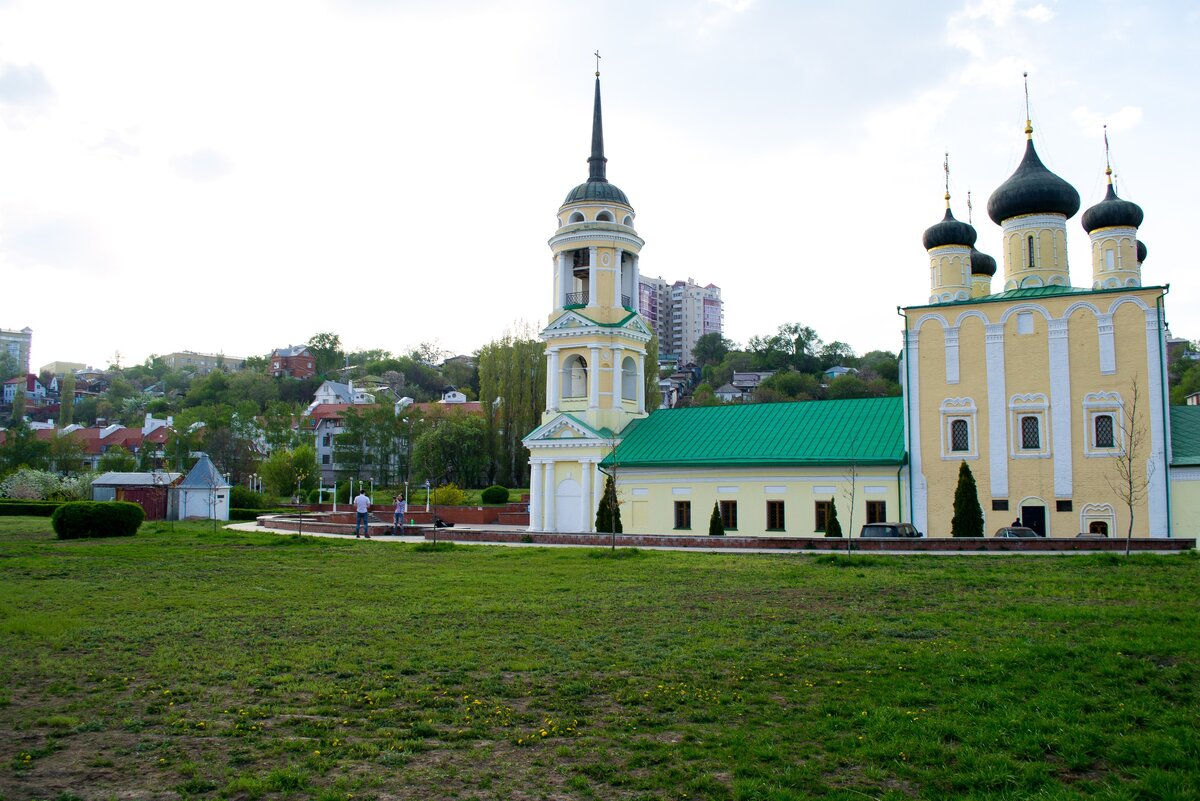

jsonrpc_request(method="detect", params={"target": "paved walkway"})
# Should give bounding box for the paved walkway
[222,522,1188,555]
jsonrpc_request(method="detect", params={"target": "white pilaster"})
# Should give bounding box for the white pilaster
[945,326,960,384]
[1145,307,1169,536]
[579,459,592,532]
[543,461,556,531]
[1097,313,1116,374]
[589,347,601,410]
[905,330,927,535]
[546,348,560,412]
[1048,319,1073,498]
[985,323,1009,498]
[587,247,598,308]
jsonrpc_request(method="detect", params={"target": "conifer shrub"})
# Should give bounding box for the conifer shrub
[824,500,843,537]
[595,476,622,534]
[708,502,725,536]
[951,461,985,537]
[481,485,509,505]
[51,501,144,539]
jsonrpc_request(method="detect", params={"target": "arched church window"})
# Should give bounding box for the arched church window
[596,210,614,222]
[562,356,588,399]
[1020,415,1040,449]
[1027,235,1036,268]
[568,211,585,224]
[1094,414,1114,449]
[621,356,637,400]
[622,215,634,227]
[1089,521,1109,535]
[1105,249,1115,271]
[950,419,969,452]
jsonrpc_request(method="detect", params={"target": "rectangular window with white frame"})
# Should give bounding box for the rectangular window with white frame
[1009,393,1050,458]
[1082,391,1125,457]
[940,398,978,459]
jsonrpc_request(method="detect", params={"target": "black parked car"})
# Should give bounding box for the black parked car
[993,526,1039,538]
[859,522,922,538]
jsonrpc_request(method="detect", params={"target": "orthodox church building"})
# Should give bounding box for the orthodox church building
[524,72,1199,538]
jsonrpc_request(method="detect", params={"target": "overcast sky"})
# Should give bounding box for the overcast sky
[1,0,1197,371]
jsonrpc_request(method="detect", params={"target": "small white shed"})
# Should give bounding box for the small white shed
[175,453,231,521]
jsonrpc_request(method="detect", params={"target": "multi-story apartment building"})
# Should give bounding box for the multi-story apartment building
[638,277,723,366]
[0,327,32,374]
[162,351,245,375]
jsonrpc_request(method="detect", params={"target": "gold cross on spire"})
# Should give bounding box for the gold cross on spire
[943,151,951,206]
[594,50,601,77]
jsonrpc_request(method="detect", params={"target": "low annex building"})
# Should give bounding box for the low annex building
[601,397,906,535]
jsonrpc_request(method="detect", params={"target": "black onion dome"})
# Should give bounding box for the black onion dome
[1082,183,1144,233]
[922,208,978,250]
[563,181,629,205]
[987,139,1081,224]
[1137,240,1147,263]
[970,247,997,277]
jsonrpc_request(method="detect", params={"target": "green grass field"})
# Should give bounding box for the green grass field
[1,519,1197,801]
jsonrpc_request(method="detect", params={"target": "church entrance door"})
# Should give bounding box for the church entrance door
[1021,505,1046,537]
[555,478,581,532]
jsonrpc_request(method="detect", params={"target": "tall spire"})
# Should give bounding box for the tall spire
[587,52,608,184]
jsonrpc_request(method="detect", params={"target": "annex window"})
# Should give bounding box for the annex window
[992,499,1009,511]
[866,501,886,524]
[950,419,969,452]
[674,501,691,530]
[1020,416,1041,449]
[814,500,832,533]
[1095,414,1114,448]
[766,500,785,531]
[719,500,738,531]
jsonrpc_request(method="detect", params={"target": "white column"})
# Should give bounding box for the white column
[985,323,1009,499]
[546,348,560,412]
[632,256,641,313]
[556,253,569,310]
[529,461,543,531]
[579,459,592,532]
[543,461,556,531]
[1145,307,1169,536]
[636,352,646,413]
[592,463,605,528]
[1048,319,1073,499]
[589,347,601,410]
[613,248,624,307]
[612,345,624,408]
[587,247,598,308]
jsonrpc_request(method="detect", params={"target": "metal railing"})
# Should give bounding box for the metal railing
[565,291,589,306]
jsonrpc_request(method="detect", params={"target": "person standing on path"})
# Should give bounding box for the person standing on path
[393,494,407,535]
[354,490,372,538]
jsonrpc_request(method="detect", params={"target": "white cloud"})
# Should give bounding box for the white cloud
[0,61,54,128]
[169,148,234,182]
[688,0,755,39]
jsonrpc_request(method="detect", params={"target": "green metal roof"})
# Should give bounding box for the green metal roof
[903,284,1167,311]
[1170,406,1200,466]
[603,396,905,468]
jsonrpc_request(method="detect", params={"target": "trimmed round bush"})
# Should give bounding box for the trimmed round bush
[51,501,144,539]
[480,485,509,505]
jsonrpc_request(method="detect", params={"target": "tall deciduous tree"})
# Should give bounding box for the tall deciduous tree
[644,332,662,412]
[99,445,137,473]
[307,332,345,376]
[10,387,26,424]
[477,329,546,487]
[59,372,76,427]
[951,461,984,537]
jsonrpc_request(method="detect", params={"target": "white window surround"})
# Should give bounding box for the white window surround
[1082,391,1125,457]
[1080,503,1116,536]
[939,397,978,460]
[1017,312,1034,334]
[1009,393,1050,459]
